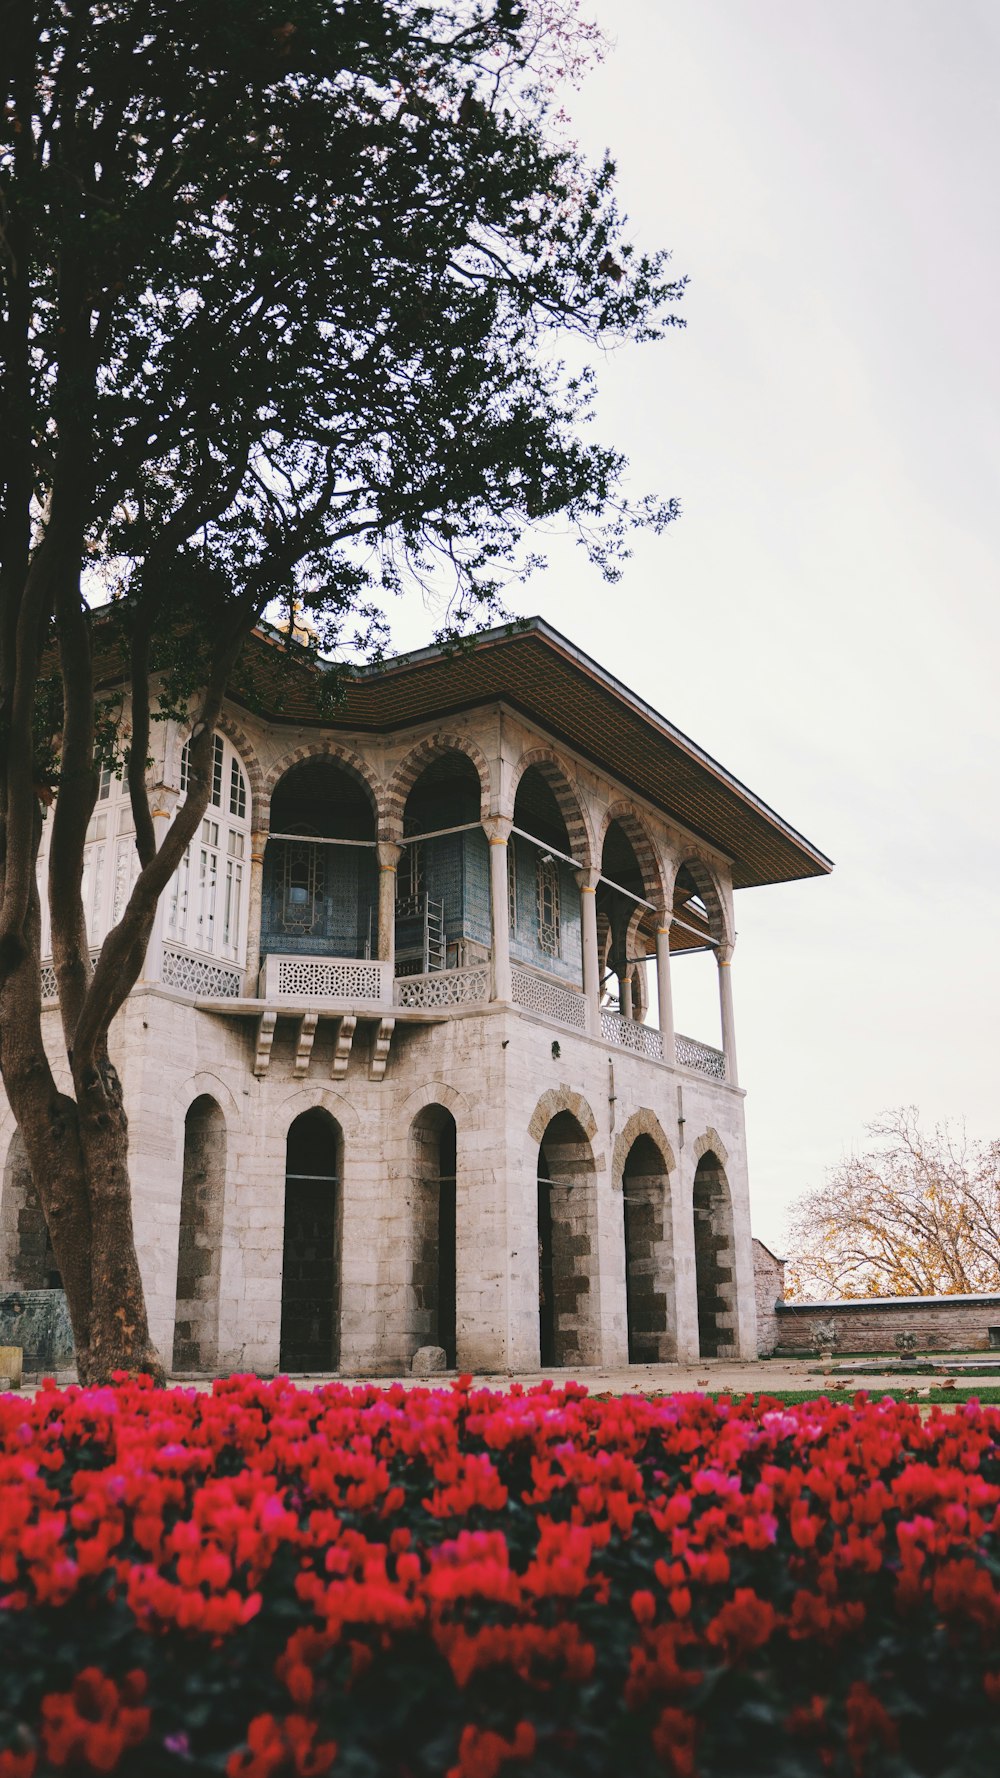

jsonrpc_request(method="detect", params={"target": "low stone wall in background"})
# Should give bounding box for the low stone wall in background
[0,1287,75,1376]
[773,1293,1000,1355]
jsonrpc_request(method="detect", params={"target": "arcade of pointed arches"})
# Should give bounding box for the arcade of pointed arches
[33,719,737,1080]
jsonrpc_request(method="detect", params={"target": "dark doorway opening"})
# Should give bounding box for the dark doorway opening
[536,1110,597,1367]
[693,1152,736,1359]
[622,1133,674,1363]
[411,1105,458,1365]
[280,1109,341,1371]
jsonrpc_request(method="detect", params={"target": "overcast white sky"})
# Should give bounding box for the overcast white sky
[387,2,1000,1248]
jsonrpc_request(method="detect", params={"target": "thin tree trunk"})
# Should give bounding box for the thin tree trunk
[0,874,95,1376]
[72,1043,163,1383]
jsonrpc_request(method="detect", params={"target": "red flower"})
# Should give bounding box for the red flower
[226,1714,336,1778]
[447,1721,536,1778]
[651,1707,697,1777]
[706,1589,778,1661]
[40,1669,150,1773]
[845,1682,898,1773]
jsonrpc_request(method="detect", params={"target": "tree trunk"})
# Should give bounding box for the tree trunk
[0,865,96,1374]
[71,1045,164,1384]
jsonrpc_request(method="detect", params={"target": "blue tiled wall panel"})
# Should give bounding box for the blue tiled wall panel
[463,829,492,947]
[424,834,464,942]
[508,837,582,984]
[261,848,377,958]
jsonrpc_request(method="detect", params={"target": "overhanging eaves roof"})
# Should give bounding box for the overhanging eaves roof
[230,615,832,893]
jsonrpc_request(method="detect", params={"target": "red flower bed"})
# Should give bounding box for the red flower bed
[1,1377,999,1776]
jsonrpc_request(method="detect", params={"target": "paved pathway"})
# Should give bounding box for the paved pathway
[9,1357,1000,1398]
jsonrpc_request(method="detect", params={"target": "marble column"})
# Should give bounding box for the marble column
[484,817,512,1001]
[717,941,738,1085]
[619,969,634,1021]
[655,918,676,1064]
[577,867,601,1036]
[243,831,268,993]
[376,841,403,970]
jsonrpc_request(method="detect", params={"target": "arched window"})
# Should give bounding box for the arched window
[167,731,251,963]
[535,855,560,956]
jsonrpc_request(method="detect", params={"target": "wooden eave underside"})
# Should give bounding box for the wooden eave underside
[89,614,832,894]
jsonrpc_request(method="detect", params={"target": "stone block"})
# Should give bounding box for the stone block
[411,1345,448,1375]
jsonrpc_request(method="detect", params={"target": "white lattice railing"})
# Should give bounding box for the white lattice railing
[511,965,588,1029]
[600,1010,664,1060]
[161,947,244,1000]
[676,1032,727,1080]
[40,949,101,1004]
[394,966,489,1009]
[260,954,391,1003]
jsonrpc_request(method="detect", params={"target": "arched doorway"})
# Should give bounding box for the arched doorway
[693,1152,736,1358]
[409,1106,457,1364]
[263,759,377,963]
[397,753,487,976]
[280,1109,342,1372]
[172,1096,226,1373]
[536,1111,599,1367]
[0,1130,61,1289]
[622,1133,675,1363]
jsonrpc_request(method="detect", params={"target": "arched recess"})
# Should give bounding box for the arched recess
[536,1109,600,1368]
[280,1107,343,1372]
[672,857,729,948]
[508,761,587,986]
[0,1130,61,1289]
[384,734,492,838]
[262,756,378,963]
[395,749,490,975]
[509,748,595,869]
[667,860,729,1051]
[599,804,667,911]
[172,1096,226,1373]
[692,1150,737,1359]
[409,1104,458,1364]
[263,740,383,820]
[621,1132,676,1363]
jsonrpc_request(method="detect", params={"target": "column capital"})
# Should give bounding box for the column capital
[716,940,735,967]
[482,815,512,845]
[376,840,403,871]
[576,865,601,893]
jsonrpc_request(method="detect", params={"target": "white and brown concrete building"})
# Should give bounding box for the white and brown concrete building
[0,618,831,1376]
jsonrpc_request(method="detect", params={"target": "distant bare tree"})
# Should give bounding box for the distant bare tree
[784,1108,1000,1300]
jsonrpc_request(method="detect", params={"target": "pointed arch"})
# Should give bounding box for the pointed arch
[599,802,668,911]
[509,747,595,868]
[673,856,730,947]
[383,733,493,839]
[612,1110,676,1191]
[528,1086,598,1145]
[263,741,382,833]
[692,1127,730,1168]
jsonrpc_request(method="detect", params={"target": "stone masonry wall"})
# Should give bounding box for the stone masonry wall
[752,1239,786,1357]
[774,1295,1000,1355]
[0,987,756,1376]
